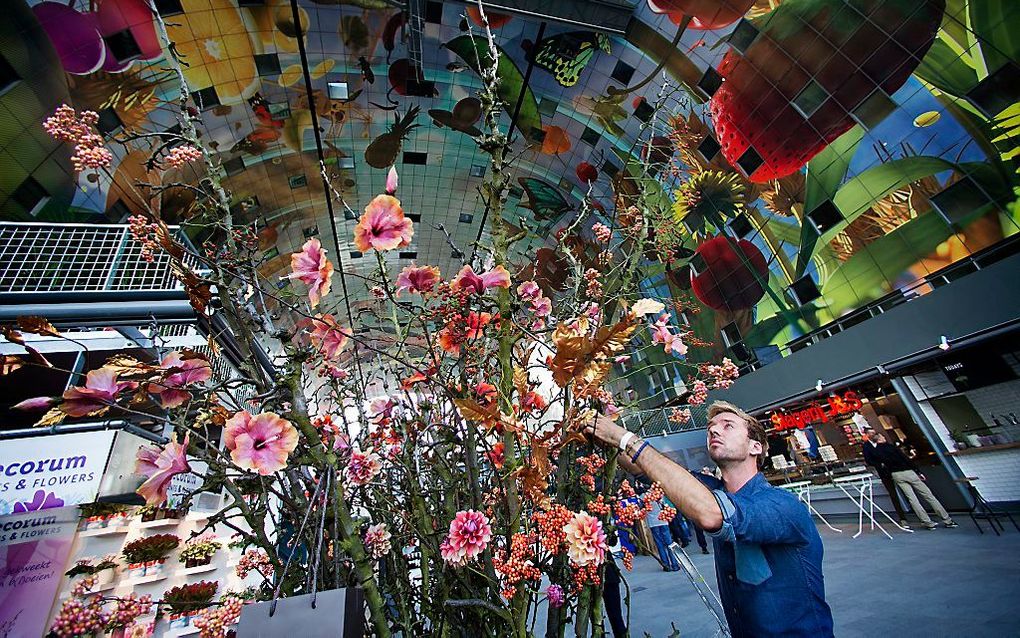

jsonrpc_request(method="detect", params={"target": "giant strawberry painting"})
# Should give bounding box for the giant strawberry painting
[710,0,946,182]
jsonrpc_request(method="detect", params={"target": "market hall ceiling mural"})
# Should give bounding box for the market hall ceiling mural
[1,0,1018,373]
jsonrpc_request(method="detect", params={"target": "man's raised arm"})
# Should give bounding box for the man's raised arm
[587,415,723,532]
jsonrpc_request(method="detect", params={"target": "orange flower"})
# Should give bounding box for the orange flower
[354,194,414,252]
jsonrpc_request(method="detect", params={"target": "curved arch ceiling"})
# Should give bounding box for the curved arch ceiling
[4,0,1019,355]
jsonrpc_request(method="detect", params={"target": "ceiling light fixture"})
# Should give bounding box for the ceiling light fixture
[938,335,951,351]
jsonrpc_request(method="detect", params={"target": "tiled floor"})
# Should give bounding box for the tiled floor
[584,520,1020,637]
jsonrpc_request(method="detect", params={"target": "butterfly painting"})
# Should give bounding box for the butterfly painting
[531,32,611,87]
[519,177,571,221]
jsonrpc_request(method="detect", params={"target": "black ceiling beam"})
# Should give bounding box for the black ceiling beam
[289,0,367,389]
[448,0,635,34]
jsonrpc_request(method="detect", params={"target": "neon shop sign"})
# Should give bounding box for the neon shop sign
[769,391,863,432]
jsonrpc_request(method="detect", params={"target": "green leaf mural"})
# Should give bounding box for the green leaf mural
[442,35,542,139]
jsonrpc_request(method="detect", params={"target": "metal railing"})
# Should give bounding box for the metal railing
[620,403,710,439]
[0,222,200,294]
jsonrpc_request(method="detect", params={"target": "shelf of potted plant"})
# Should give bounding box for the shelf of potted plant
[162,580,218,633]
[78,502,130,531]
[178,534,222,570]
[122,533,180,579]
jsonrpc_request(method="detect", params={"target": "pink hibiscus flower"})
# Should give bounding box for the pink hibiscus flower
[306,314,351,359]
[61,368,138,417]
[441,510,492,567]
[135,433,191,505]
[224,411,299,475]
[451,265,511,295]
[650,314,688,356]
[354,194,414,252]
[395,265,441,295]
[148,351,212,408]
[288,238,334,308]
[563,511,608,566]
[517,280,541,301]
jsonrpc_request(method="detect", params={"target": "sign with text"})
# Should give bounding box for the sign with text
[769,391,863,432]
[0,507,78,637]
[0,431,115,516]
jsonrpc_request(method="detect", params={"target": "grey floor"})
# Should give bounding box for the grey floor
[552,518,1020,637]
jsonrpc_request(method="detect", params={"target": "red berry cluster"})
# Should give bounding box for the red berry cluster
[586,494,610,516]
[127,214,160,262]
[532,504,572,555]
[577,454,605,492]
[621,549,634,571]
[493,533,542,600]
[570,563,602,592]
[659,506,677,523]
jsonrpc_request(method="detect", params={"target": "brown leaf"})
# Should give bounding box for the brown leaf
[104,355,157,378]
[0,326,25,345]
[513,440,553,508]
[35,407,67,427]
[16,316,60,337]
[1,355,24,375]
[550,314,637,389]
[23,345,53,369]
[512,366,529,398]
[454,398,499,428]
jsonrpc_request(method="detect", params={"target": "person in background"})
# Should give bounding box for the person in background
[861,428,912,527]
[588,401,834,637]
[666,494,710,555]
[645,488,681,571]
[863,429,957,530]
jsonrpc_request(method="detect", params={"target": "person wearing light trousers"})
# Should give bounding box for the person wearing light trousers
[865,429,957,530]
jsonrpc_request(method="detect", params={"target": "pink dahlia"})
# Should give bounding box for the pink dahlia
[354,194,414,252]
[61,367,137,417]
[135,433,191,505]
[451,265,511,295]
[395,264,441,295]
[306,314,351,359]
[363,523,392,560]
[441,509,492,567]
[288,238,334,308]
[563,511,608,566]
[149,351,212,408]
[346,450,383,486]
[224,411,299,475]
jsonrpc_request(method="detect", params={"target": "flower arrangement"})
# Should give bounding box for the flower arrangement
[106,593,154,630]
[180,535,221,567]
[17,6,751,636]
[162,580,219,616]
[49,596,107,638]
[122,534,179,574]
[136,503,187,522]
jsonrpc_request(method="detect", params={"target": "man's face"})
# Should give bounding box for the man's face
[707,411,760,467]
[874,432,886,444]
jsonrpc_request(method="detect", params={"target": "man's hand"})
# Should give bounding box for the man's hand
[585,414,628,449]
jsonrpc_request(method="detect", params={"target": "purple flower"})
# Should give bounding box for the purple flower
[546,584,565,608]
[13,490,65,513]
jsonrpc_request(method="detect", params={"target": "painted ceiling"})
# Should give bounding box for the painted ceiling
[2,0,1019,371]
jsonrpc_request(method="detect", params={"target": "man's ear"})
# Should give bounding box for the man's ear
[749,439,763,459]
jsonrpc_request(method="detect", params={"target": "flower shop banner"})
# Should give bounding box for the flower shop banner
[0,506,78,638]
[0,431,115,515]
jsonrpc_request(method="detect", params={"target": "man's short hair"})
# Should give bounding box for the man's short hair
[708,400,769,469]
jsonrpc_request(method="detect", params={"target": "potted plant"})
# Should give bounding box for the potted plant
[136,504,161,523]
[162,580,218,630]
[179,534,221,568]
[66,554,119,589]
[122,534,180,578]
[78,502,128,530]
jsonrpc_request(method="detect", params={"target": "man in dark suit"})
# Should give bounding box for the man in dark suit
[861,429,912,527]
[862,429,957,530]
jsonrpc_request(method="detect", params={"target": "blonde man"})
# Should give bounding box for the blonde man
[588,401,833,638]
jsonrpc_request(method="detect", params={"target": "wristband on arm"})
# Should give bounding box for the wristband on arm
[631,441,650,464]
[618,431,636,452]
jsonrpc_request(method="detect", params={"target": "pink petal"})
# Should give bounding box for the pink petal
[386,166,399,195]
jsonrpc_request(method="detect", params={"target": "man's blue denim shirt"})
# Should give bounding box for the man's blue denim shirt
[698,472,834,637]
